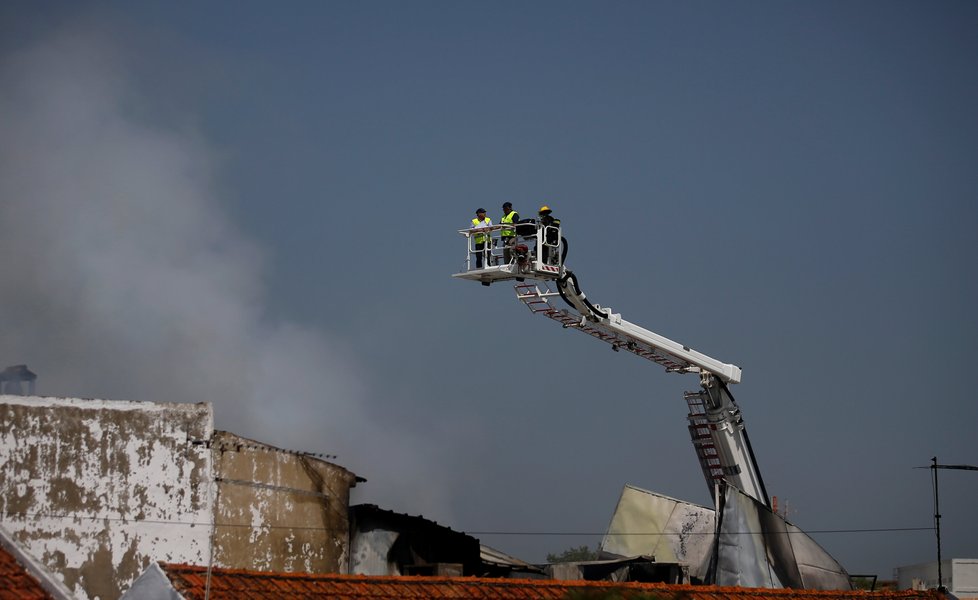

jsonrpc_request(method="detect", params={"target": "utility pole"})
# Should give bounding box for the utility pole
[931,457,943,592]
[921,457,978,593]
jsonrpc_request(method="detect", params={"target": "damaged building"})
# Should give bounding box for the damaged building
[349,504,544,579]
[0,393,361,600]
[598,483,853,589]
[0,380,859,598]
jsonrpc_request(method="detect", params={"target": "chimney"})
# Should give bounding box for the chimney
[1,364,37,395]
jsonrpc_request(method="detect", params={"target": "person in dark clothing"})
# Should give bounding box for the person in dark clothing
[538,205,561,265]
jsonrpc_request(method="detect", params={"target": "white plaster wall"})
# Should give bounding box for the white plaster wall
[0,395,215,600]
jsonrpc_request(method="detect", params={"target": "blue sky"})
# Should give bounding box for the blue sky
[1,0,976,577]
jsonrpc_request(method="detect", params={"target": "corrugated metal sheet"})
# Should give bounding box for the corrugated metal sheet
[715,485,851,590]
[600,484,716,581]
[480,544,545,574]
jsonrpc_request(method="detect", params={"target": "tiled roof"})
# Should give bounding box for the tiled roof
[0,545,53,600]
[159,563,944,600]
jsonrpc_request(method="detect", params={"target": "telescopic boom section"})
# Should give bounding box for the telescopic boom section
[548,271,741,383]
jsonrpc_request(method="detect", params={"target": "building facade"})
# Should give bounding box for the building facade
[210,430,360,575]
[0,394,359,600]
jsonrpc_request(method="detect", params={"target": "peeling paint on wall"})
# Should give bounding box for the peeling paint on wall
[0,395,214,600]
[0,395,361,600]
[210,431,358,575]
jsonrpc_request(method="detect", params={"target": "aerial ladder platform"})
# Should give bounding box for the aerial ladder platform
[453,220,770,509]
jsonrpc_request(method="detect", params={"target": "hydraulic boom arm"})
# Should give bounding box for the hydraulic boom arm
[550,271,741,384]
[515,270,769,508]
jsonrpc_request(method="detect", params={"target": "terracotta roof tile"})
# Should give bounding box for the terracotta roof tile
[159,564,944,600]
[0,545,54,600]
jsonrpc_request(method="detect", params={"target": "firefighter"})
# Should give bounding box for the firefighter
[538,205,561,265]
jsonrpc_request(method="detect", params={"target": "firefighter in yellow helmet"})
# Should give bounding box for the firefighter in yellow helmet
[470,207,492,268]
[538,205,561,265]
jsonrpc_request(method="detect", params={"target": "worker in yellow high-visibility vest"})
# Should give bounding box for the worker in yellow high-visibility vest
[499,202,520,264]
[471,208,492,268]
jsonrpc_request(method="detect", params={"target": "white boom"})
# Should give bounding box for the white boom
[453,221,770,508]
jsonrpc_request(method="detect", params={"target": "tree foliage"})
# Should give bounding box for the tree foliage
[547,544,599,563]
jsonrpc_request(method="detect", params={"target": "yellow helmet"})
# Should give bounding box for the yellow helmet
[538,205,551,215]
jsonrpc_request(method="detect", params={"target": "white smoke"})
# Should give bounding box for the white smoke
[0,31,448,516]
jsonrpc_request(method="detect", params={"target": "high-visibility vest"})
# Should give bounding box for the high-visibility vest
[471,217,491,244]
[500,211,517,237]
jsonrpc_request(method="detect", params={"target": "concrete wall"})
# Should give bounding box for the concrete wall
[211,430,358,574]
[0,396,361,600]
[0,395,214,600]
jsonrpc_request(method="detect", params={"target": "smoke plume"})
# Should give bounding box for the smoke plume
[0,30,447,516]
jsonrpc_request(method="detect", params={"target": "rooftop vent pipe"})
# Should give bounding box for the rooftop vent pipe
[1,364,37,395]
